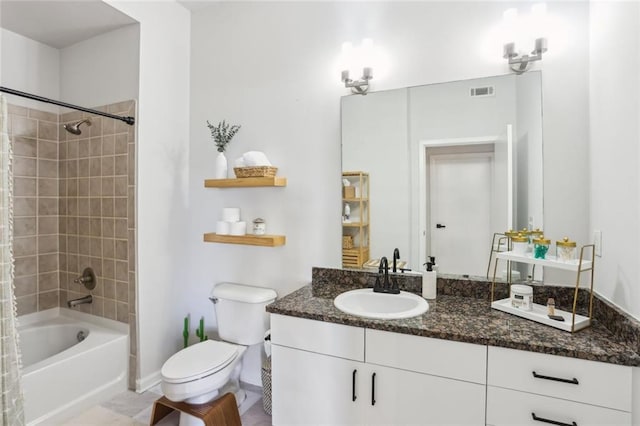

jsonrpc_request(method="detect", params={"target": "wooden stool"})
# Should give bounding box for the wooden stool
[149,392,241,426]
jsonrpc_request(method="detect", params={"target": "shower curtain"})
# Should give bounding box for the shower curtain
[0,95,25,425]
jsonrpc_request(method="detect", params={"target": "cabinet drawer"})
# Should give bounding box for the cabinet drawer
[488,346,632,411]
[487,385,631,426]
[271,314,364,361]
[366,329,487,384]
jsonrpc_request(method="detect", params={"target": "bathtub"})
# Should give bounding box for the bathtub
[17,308,129,425]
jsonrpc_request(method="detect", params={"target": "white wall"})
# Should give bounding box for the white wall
[0,28,60,112]
[589,1,640,319]
[105,0,191,391]
[188,0,590,339]
[60,23,139,107]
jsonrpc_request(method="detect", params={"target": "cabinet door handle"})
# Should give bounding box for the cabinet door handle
[352,369,357,402]
[532,412,577,426]
[532,371,579,385]
[371,372,376,406]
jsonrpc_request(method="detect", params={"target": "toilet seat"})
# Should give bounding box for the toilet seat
[161,340,239,384]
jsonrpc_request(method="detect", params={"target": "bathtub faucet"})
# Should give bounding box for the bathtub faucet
[68,295,92,308]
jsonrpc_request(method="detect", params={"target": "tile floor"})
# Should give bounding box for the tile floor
[62,384,272,426]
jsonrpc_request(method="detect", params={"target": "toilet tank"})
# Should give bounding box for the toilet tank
[211,283,277,345]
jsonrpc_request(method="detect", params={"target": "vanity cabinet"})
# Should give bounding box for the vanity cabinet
[486,346,632,426]
[271,314,486,425]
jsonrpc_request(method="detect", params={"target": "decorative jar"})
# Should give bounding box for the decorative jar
[510,233,529,255]
[253,218,266,235]
[532,235,551,259]
[556,237,576,262]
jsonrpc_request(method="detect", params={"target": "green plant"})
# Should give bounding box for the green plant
[206,120,241,153]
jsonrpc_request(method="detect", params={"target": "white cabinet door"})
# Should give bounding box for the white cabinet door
[365,364,485,426]
[272,345,366,426]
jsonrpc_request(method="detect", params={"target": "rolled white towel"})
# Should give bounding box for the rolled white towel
[242,151,272,166]
[234,157,246,168]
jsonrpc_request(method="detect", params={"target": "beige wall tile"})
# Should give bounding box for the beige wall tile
[39,291,59,310]
[66,216,78,235]
[115,240,127,261]
[116,281,128,302]
[103,279,116,299]
[92,296,105,317]
[67,197,78,216]
[88,256,103,277]
[103,238,115,259]
[17,295,37,316]
[102,198,114,217]
[38,253,58,273]
[67,159,78,177]
[90,177,102,196]
[91,237,102,257]
[38,159,58,178]
[102,177,114,196]
[38,121,58,141]
[14,237,37,257]
[14,256,37,277]
[114,177,127,196]
[12,116,37,138]
[14,177,37,196]
[67,235,78,254]
[59,253,67,271]
[38,197,58,216]
[13,157,37,177]
[128,231,136,272]
[14,275,37,297]
[90,218,102,237]
[115,260,128,281]
[90,157,101,176]
[28,109,57,122]
[78,236,91,254]
[59,141,67,160]
[78,197,89,216]
[14,197,37,217]
[67,253,78,272]
[104,299,116,320]
[90,117,103,138]
[38,272,59,292]
[78,139,89,158]
[61,111,82,122]
[103,260,115,280]
[103,135,115,153]
[78,178,89,197]
[114,198,127,218]
[38,140,58,160]
[101,156,115,176]
[13,137,37,157]
[90,198,101,217]
[115,134,127,154]
[38,178,58,197]
[107,100,135,114]
[114,155,127,176]
[8,104,28,116]
[14,217,36,237]
[58,160,67,179]
[128,273,136,313]
[38,235,58,254]
[67,140,78,159]
[58,290,67,306]
[39,216,58,235]
[78,158,89,177]
[128,144,135,185]
[102,219,115,238]
[78,218,90,236]
[116,302,128,323]
[90,137,102,157]
[115,219,127,239]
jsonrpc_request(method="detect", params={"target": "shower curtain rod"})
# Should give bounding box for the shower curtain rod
[0,86,135,126]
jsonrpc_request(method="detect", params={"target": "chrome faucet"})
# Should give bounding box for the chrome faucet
[392,248,400,273]
[374,257,400,294]
[68,295,92,308]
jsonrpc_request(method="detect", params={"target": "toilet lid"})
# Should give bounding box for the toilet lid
[161,340,239,384]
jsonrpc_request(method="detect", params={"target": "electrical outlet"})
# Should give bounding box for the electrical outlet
[594,230,602,257]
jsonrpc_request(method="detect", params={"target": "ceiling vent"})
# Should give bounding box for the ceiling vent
[469,86,495,97]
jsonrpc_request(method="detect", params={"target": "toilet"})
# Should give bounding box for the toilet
[160,282,277,426]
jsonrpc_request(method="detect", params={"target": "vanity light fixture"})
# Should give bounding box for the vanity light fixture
[504,37,548,74]
[502,3,549,74]
[340,39,374,95]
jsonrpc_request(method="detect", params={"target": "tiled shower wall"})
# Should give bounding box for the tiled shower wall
[9,105,60,314]
[8,100,137,389]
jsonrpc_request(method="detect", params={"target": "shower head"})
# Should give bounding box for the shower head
[63,118,92,135]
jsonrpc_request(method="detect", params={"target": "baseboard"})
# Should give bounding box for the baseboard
[137,370,162,393]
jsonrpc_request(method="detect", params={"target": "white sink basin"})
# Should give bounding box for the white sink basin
[334,288,429,319]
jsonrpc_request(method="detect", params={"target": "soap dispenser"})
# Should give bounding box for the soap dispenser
[422,262,437,300]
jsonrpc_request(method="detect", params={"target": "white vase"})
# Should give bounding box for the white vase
[215,152,228,179]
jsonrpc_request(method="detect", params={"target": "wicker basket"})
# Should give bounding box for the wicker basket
[234,166,278,178]
[342,236,354,249]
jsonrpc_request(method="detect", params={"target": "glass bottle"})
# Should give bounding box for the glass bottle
[532,235,551,259]
[556,237,576,262]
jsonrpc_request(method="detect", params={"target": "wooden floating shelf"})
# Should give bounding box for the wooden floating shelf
[203,233,286,247]
[342,222,368,227]
[495,251,592,272]
[343,198,369,202]
[204,177,287,188]
[491,298,591,332]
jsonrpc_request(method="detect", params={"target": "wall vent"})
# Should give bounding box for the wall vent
[469,86,495,97]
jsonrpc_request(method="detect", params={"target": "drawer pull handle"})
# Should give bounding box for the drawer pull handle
[371,372,376,406]
[532,371,579,385]
[532,412,577,426]
[352,369,357,402]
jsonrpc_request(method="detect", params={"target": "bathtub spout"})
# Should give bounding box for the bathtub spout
[68,295,92,308]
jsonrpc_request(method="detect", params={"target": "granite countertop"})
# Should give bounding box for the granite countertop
[267,283,640,367]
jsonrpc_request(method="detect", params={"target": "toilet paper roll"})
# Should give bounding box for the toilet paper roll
[222,207,240,223]
[216,221,231,235]
[230,221,247,236]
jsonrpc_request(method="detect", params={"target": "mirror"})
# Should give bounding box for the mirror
[341,72,543,276]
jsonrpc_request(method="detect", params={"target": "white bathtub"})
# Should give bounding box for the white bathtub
[18,308,129,425]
